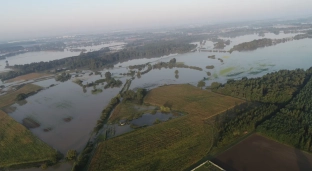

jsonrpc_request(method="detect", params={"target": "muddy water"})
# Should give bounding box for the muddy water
[8,73,127,154]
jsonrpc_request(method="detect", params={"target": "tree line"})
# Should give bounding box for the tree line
[211,69,308,104]
[0,41,196,81]
[211,67,312,153]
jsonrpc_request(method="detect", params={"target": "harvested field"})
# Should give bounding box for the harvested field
[212,134,312,171]
[0,84,42,108]
[89,84,244,171]
[5,73,52,83]
[0,110,57,168]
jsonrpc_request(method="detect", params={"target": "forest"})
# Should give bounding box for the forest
[211,67,312,154]
[211,69,308,104]
[0,41,196,81]
[215,103,278,148]
[258,73,312,151]
[229,38,272,52]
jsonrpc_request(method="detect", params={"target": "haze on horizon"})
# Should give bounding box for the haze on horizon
[1,0,312,41]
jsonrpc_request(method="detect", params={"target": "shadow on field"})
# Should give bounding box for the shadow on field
[295,149,312,171]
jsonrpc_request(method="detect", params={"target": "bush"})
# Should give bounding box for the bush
[66,150,77,161]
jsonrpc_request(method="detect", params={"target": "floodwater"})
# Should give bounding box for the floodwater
[0,42,125,72]
[8,73,127,154]
[103,112,175,139]
[4,33,312,170]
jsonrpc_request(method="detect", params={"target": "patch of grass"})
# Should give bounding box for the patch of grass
[5,73,52,83]
[91,89,103,94]
[89,84,244,171]
[0,84,42,108]
[0,110,58,168]
[213,73,218,78]
[219,67,236,76]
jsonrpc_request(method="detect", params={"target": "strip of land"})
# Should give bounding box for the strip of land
[0,84,42,108]
[5,73,52,83]
[0,110,58,169]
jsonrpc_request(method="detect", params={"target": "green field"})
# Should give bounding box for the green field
[89,84,244,171]
[0,84,42,108]
[0,110,58,169]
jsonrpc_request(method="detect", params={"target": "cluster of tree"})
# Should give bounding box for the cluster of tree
[74,72,122,90]
[122,88,147,104]
[129,64,147,70]
[93,96,120,133]
[229,38,272,53]
[16,93,28,101]
[55,73,71,82]
[197,80,206,89]
[208,55,216,59]
[140,64,153,75]
[104,78,123,89]
[215,103,278,148]
[206,65,215,69]
[72,141,94,171]
[211,69,308,104]
[66,150,77,161]
[294,32,312,40]
[152,58,202,71]
[213,39,230,49]
[257,75,312,151]
[0,41,195,81]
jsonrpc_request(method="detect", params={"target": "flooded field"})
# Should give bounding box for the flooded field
[3,35,312,162]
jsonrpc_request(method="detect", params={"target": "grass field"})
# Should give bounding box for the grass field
[212,134,312,171]
[0,110,57,168]
[89,84,244,171]
[0,84,42,108]
[5,73,52,83]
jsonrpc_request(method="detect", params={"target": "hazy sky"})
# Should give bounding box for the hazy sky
[1,0,312,40]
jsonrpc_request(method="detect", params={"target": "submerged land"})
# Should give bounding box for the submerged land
[1,18,312,171]
[0,110,58,169]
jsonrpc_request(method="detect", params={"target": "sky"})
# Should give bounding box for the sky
[1,0,312,41]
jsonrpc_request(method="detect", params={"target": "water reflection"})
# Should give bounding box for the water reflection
[103,112,175,139]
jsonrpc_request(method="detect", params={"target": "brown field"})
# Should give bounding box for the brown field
[89,84,244,171]
[212,134,312,171]
[0,84,42,108]
[0,110,57,168]
[5,73,52,83]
